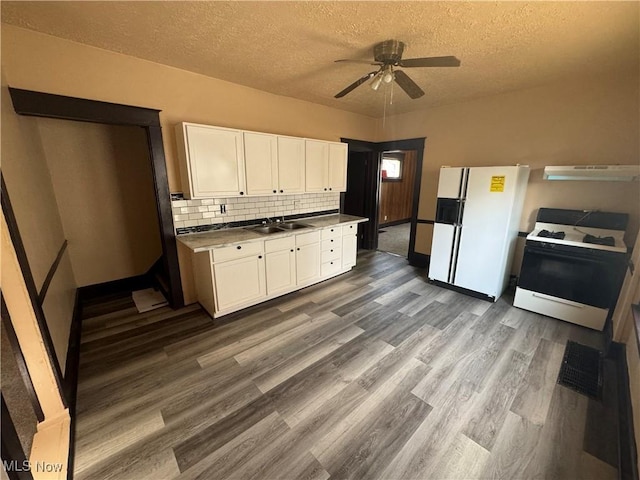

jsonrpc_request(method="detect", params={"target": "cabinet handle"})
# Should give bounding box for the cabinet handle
[258,255,262,259]
[329,187,332,191]
[297,247,300,251]
[290,249,294,252]
[324,188,327,191]
[237,246,242,250]
[330,261,333,264]
[240,191,244,195]
[330,239,334,243]
[273,190,277,193]
[280,189,284,193]
[331,249,333,252]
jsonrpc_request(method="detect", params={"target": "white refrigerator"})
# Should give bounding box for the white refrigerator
[428,165,530,301]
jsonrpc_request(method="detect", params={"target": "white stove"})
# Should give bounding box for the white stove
[514,208,629,331]
[527,222,627,253]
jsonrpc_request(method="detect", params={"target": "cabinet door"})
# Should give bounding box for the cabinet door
[296,243,320,284]
[185,124,246,197]
[277,136,305,194]
[213,255,265,311]
[342,233,357,269]
[305,140,328,192]
[328,142,348,192]
[244,132,278,195]
[266,248,296,295]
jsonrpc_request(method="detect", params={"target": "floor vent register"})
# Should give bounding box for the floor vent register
[557,340,602,399]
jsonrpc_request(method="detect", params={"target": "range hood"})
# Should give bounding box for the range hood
[543,165,639,181]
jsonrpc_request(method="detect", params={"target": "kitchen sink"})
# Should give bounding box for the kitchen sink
[249,225,283,234]
[278,222,309,230]
[247,222,310,234]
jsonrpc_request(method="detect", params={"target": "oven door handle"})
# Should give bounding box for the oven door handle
[532,292,585,308]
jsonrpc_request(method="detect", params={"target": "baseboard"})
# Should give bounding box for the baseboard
[408,251,429,268]
[379,218,411,228]
[609,342,639,480]
[77,274,152,302]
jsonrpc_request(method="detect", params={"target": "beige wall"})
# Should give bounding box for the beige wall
[1,79,76,373]
[1,24,377,301]
[1,24,378,196]
[37,119,162,287]
[378,73,640,258]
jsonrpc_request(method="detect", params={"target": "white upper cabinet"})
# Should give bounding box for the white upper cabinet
[328,142,348,192]
[177,122,345,197]
[176,123,246,198]
[277,136,305,194]
[305,140,329,192]
[305,140,348,193]
[244,132,278,195]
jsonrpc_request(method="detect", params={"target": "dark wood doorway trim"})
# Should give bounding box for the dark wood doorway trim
[8,87,184,308]
[341,137,426,266]
[378,138,426,267]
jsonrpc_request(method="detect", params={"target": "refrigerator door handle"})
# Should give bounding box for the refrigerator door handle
[448,225,463,283]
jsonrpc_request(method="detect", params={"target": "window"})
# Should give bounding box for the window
[381,153,404,181]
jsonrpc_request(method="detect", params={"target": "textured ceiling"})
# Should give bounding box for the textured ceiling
[2,1,638,118]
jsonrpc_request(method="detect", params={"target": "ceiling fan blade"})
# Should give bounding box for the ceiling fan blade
[399,56,461,68]
[334,71,379,98]
[394,70,425,99]
[335,59,383,66]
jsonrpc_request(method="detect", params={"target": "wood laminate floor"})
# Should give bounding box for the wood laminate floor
[74,251,618,480]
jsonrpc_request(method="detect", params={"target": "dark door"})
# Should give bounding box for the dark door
[343,150,380,249]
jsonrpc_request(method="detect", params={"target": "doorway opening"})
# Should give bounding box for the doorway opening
[377,149,417,257]
[341,137,425,265]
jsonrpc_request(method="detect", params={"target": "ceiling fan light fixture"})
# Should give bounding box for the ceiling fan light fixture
[381,66,394,84]
[370,73,383,91]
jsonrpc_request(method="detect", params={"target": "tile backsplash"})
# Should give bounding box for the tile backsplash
[172,192,341,233]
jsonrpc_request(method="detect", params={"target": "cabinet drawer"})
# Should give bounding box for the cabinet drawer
[321,260,342,277]
[296,230,320,246]
[211,241,263,263]
[341,223,357,236]
[321,238,339,250]
[265,236,295,253]
[321,247,341,263]
[321,227,341,240]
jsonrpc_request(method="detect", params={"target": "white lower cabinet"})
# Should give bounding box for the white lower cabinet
[193,222,361,318]
[295,230,321,286]
[265,237,296,295]
[342,224,358,269]
[213,254,266,311]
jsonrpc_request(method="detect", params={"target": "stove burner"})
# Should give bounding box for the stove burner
[583,234,615,247]
[538,230,566,239]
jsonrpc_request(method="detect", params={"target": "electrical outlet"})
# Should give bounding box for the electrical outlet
[384,215,388,221]
[220,204,226,214]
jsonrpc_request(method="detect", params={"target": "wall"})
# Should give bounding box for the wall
[0,24,378,194]
[37,119,162,287]
[377,72,640,261]
[379,150,417,225]
[1,24,378,302]
[1,78,76,373]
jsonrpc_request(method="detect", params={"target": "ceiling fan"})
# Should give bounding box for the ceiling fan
[334,40,460,99]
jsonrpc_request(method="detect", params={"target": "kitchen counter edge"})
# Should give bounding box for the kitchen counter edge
[176,214,368,252]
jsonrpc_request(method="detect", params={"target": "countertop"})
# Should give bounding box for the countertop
[177,214,368,252]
